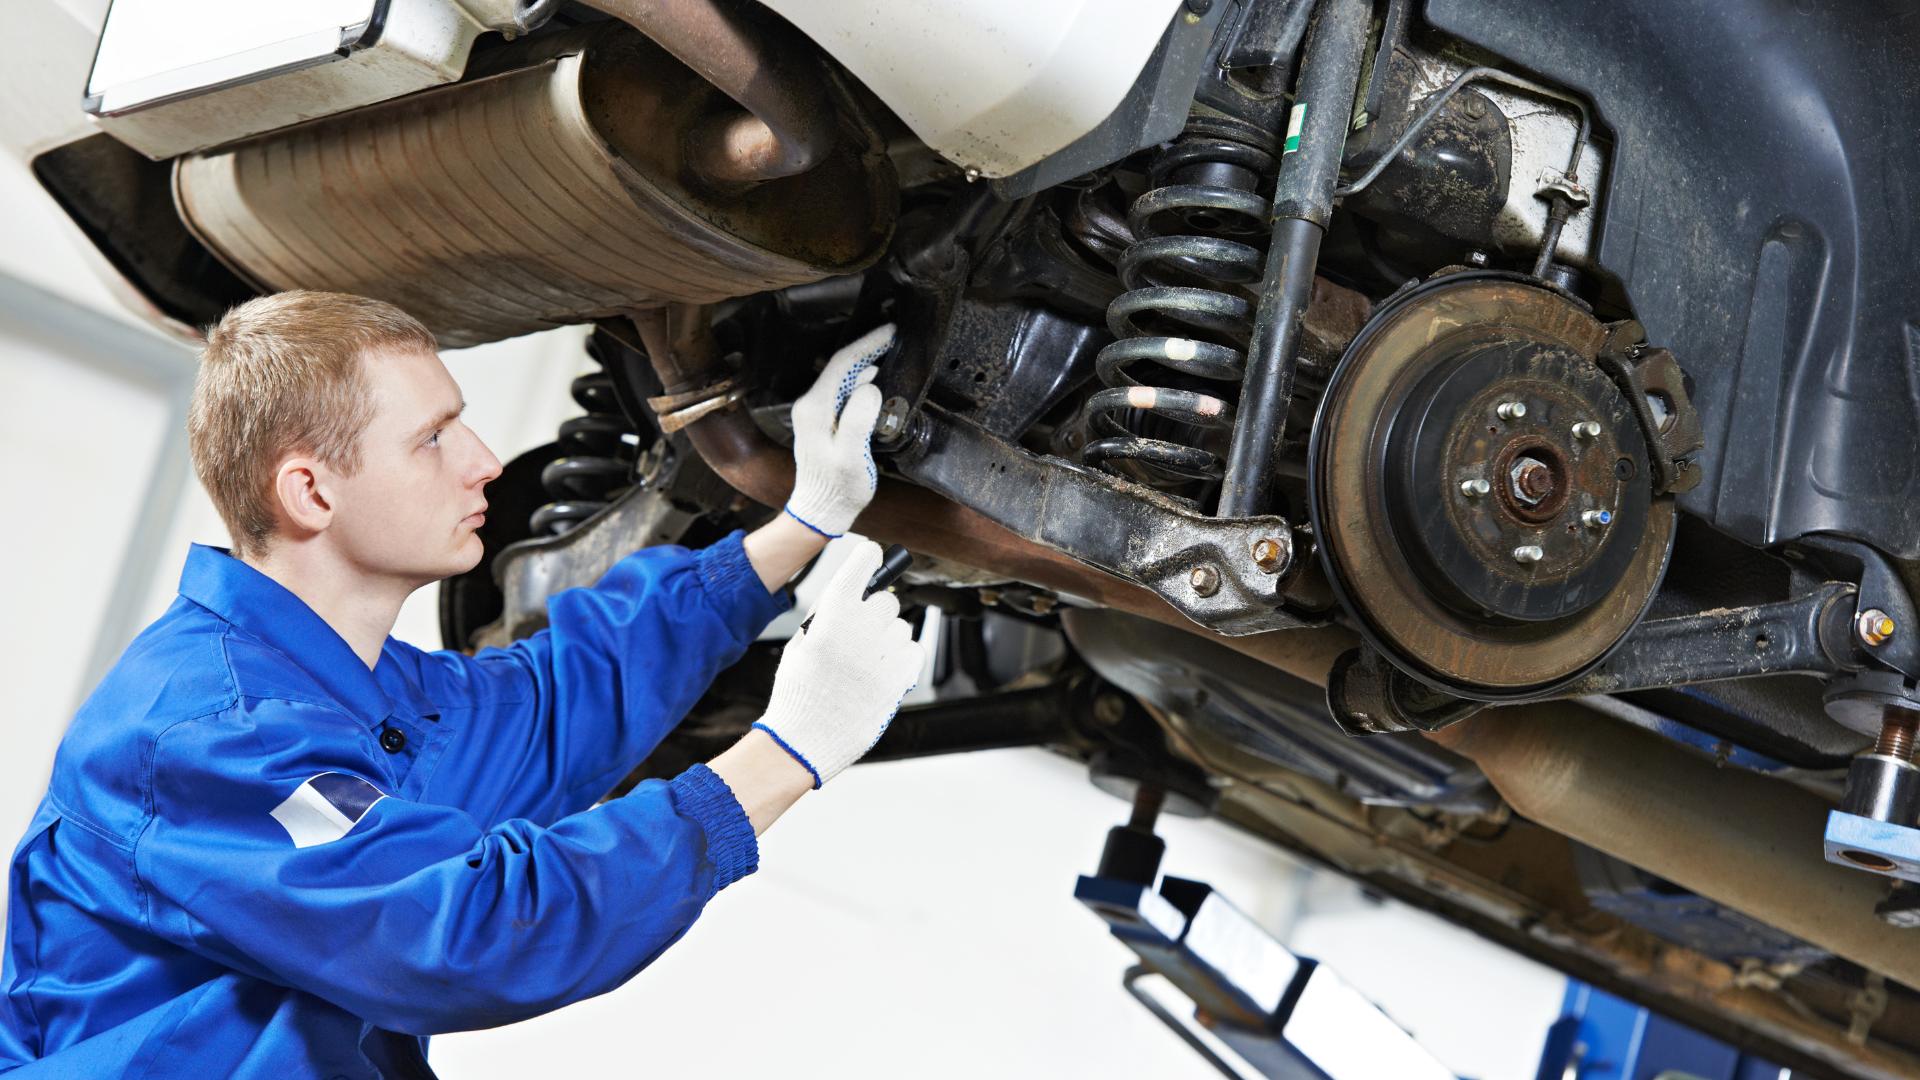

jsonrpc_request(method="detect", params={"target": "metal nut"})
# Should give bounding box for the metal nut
[1190,565,1222,597]
[1460,477,1491,497]
[1581,509,1613,530]
[1509,457,1554,506]
[1858,608,1897,648]
[1252,538,1287,574]
[1572,420,1603,440]
[1496,400,1528,420]
[874,396,910,442]
[1513,545,1545,564]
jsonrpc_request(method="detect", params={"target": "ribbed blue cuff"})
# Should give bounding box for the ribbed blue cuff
[692,530,791,637]
[671,763,759,891]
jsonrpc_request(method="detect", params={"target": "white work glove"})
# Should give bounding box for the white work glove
[754,541,924,787]
[783,323,895,538]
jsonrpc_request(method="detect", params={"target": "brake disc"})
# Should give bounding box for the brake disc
[1307,272,1675,699]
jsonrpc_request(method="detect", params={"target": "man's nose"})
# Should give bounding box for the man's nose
[460,424,503,487]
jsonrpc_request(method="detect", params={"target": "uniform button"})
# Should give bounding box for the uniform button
[380,727,407,754]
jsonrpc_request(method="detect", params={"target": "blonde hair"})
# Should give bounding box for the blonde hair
[188,291,438,557]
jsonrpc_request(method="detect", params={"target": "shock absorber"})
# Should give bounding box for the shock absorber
[529,348,638,536]
[1085,130,1277,487]
[1217,0,1372,516]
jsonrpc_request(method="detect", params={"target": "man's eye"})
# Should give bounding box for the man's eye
[426,430,441,448]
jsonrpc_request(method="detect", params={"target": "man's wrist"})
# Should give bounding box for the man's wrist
[742,512,831,593]
[706,728,816,836]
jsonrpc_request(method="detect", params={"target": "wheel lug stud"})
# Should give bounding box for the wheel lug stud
[1460,477,1491,497]
[1496,400,1528,420]
[1513,545,1544,564]
[1582,509,1612,530]
[1572,420,1602,439]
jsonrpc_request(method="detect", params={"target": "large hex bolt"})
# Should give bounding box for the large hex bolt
[873,396,911,443]
[1252,538,1287,575]
[1858,608,1897,649]
[1509,456,1555,506]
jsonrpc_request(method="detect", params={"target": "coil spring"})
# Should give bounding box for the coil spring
[1086,136,1277,484]
[529,358,637,536]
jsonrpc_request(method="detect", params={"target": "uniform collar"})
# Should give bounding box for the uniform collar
[177,544,438,729]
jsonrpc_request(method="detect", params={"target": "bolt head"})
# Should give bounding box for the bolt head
[1461,477,1491,497]
[1572,420,1603,440]
[1509,456,1555,505]
[1581,509,1613,530]
[1189,565,1222,597]
[1252,538,1286,574]
[1497,400,1528,420]
[1859,608,1898,648]
[874,396,910,442]
[1466,250,1490,267]
[1513,545,1545,564]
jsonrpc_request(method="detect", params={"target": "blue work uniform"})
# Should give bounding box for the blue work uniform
[0,537,788,1078]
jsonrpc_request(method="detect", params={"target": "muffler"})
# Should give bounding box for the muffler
[1430,702,1920,989]
[173,21,896,347]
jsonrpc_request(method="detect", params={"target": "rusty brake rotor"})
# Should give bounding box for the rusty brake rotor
[1307,272,1676,699]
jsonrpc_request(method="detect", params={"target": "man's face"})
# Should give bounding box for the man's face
[319,347,501,587]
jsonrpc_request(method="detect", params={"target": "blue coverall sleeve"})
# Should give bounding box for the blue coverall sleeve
[400,533,789,828]
[134,705,759,1037]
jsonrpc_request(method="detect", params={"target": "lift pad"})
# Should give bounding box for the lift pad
[1076,874,1454,1080]
[1825,810,1920,884]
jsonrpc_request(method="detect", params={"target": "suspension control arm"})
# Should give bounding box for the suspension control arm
[1555,581,1865,698]
[886,405,1317,635]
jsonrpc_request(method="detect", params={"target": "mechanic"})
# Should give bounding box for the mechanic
[0,291,923,1078]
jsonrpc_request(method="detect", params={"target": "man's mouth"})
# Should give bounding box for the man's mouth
[462,505,488,529]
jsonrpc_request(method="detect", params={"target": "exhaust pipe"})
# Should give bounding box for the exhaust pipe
[1429,702,1920,989]
[175,21,893,348]
[582,0,835,186]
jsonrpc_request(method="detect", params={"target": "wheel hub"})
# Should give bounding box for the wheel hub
[1309,274,1676,698]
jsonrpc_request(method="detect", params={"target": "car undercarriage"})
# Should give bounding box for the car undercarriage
[32,0,1920,1072]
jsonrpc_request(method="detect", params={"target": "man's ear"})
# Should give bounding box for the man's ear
[272,456,334,538]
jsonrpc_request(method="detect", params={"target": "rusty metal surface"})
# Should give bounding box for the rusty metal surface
[890,404,1311,636]
[582,0,834,185]
[1311,274,1675,695]
[174,23,895,348]
[630,305,1359,686]
[1429,702,1920,1019]
[472,484,696,648]
[1188,731,1920,1078]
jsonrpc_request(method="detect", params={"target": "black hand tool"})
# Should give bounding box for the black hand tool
[798,544,914,633]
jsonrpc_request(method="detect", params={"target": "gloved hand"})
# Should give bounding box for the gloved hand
[754,540,923,787]
[783,323,895,538]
